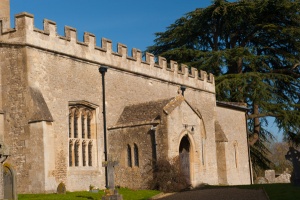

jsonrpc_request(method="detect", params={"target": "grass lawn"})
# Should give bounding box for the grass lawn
[237,183,300,200]
[205,183,300,200]
[18,188,160,200]
[18,184,300,200]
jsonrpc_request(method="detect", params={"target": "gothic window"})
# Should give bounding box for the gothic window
[134,144,139,167]
[68,101,97,168]
[234,141,238,168]
[127,145,132,167]
[88,141,93,166]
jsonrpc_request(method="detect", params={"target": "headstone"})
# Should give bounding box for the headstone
[255,177,268,184]
[265,170,275,183]
[57,182,66,194]
[285,147,300,186]
[102,159,123,200]
[274,172,291,183]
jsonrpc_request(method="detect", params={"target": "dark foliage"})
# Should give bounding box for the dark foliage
[147,157,190,192]
[147,0,300,175]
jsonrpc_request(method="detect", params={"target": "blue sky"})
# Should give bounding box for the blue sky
[11,0,214,52]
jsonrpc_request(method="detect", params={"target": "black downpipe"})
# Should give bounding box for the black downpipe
[99,66,108,188]
[245,113,253,184]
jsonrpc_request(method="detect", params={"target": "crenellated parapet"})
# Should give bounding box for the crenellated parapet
[0,12,215,93]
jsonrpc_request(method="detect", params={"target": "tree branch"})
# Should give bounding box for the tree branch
[247,112,280,119]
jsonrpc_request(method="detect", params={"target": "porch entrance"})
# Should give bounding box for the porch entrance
[3,165,14,199]
[179,135,191,183]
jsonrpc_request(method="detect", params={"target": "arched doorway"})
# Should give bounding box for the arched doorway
[179,135,191,183]
[3,165,15,199]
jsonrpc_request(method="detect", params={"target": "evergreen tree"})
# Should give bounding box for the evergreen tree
[147,0,300,174]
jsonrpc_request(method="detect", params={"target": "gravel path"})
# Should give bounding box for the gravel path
[152,188,269,200]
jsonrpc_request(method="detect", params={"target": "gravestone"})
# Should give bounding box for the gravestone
[57,182,66,194]
[102,159,123,200]
[275,172,291,183]
[285,147,300,186]
[255,177,268,184]
[265,170,275,183]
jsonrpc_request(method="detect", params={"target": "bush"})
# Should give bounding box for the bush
[147,156,190,192]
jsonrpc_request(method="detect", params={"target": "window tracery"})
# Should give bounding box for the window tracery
[68,102,97,168]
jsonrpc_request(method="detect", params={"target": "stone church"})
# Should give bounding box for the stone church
[0,0,251,197]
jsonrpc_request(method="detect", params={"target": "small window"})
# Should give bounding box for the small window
[127,145,132,167]
[234,141,238,168]
[134,144,139,167]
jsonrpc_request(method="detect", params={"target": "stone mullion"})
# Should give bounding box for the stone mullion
[77,140,82,167]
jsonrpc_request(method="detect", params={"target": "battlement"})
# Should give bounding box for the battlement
[0,12,215,93]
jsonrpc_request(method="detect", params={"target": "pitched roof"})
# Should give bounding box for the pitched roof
[217,101,248,112]
[116,98,173,126]
[111,95,202,129]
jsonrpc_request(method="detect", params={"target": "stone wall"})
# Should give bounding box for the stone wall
[215,105,251,185]
[0,45,32,193]
[0,0,10,30]
[108,125,154,189]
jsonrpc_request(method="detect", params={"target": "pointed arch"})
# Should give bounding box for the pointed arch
[3,163,17,200]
